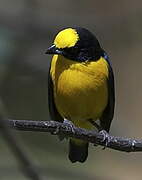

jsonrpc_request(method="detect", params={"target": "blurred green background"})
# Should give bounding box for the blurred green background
[0,0,142,179]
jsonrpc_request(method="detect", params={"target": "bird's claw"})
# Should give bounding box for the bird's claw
[99,130,111,149]
[63,119,75,134]
[57,119,74,141]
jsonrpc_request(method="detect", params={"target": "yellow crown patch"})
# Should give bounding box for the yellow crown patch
[54,28,79,49]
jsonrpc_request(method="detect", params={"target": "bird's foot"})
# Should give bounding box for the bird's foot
[57,119,75,141]
[99,130,111,149]
[63,118,75,134]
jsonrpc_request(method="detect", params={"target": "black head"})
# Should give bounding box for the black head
[46,27,103,62]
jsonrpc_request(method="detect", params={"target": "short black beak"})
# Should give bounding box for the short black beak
[45,45,62,55]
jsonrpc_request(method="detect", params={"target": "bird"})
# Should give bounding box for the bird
[45,27,115,163]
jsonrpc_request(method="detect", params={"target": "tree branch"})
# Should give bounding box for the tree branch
[6,119,142,153]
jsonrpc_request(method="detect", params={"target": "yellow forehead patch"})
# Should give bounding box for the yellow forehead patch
[54,28,79,49]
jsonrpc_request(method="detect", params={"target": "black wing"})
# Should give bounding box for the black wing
[48,62,64,122]
[100,53,115,132]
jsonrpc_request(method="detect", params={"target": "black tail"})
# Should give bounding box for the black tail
[68,140,88,163]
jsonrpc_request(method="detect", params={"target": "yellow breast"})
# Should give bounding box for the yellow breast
[50,55,109,129]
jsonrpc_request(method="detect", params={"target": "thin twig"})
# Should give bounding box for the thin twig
[5,119,142,153]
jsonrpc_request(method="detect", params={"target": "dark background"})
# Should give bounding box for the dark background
[0,0,142,179]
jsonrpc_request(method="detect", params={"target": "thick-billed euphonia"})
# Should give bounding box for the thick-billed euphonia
[46,27,115,163]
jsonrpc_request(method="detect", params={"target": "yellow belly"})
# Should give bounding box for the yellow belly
[50,55,109,129]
